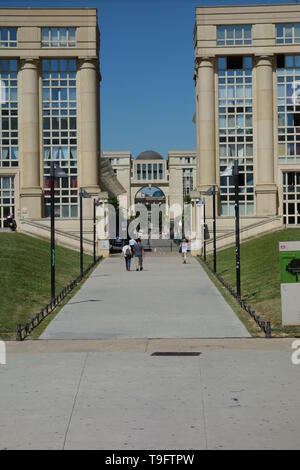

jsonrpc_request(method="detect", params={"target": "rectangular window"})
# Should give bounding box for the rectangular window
[276,24,300,44]
[0,176,15,228]
[41,28,76,48]
[0,60,18,167]
[159,163,163,180]
[42,59,78,218]
[0,28,17,47]
[217,25,252,46]
[277,55,300,164]
[218,56,254,216]
[182,169,193,196]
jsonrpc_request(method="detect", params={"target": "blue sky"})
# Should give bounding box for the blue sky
[1,0,297,158]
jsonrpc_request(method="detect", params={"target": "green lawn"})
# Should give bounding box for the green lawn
[0,233,93,340]
[207,228,300,337]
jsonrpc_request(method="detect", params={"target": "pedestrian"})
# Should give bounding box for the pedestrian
[129,237,137,255]
[134,238,144,271]
[180,238,188,264]
[122,240,132,271]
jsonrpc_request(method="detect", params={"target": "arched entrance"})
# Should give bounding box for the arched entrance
[134,185,166,236]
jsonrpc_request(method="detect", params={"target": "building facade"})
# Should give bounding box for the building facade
[102,150,197,215]
[0,8,104,229]
[194,3,300,227]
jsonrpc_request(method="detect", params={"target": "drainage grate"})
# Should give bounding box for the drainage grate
[151,352,201,357]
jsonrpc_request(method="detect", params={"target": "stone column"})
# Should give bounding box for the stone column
[19,58,42,219]
[78,59,101,194]
[78,59,107,220]
[255,55,277,216]
[195,57,216,217]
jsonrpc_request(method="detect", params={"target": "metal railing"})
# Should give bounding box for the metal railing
[16,257,102,341]
[199,257,272,338]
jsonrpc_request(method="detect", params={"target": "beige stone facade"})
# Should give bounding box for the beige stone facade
[102,150,196,216]
[194,4,300,228]
[0,8,105,230]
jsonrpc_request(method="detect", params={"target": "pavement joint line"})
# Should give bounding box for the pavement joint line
[62,351,89,450]
[198,360,208,450]
[4,337,296,353]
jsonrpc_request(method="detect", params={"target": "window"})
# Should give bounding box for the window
[159,163,163,180]
[0,176,15,228]
[227,56,244,70]
[276,24,300,44]
[42,59,78,218]
[183,169,193,196]
[0,28,17,47]
[283,172,300,225]
[277,55,300,164]
[42,28,76,48]
[217,25,252,46]
[0,60,18,168]
[218,56,254,216]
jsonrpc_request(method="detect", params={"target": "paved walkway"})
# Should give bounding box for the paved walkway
[3,256,299,450]
[41,255,250,340]
[1,339,300,450]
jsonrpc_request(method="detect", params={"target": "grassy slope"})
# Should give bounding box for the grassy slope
[208,228,300,336]
[0,233,92,340]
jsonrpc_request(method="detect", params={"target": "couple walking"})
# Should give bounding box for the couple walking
[122,238,144,272]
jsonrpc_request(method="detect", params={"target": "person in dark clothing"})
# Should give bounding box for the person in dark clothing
[122,240,132,271]
[134,238,144,271]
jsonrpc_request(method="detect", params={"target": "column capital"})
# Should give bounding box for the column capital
[19,58,40,71]
[254,54,274,67]
[78,57,101,81]
[194,56,215,81]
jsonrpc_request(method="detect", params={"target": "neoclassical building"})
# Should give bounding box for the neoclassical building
[193,3,300,230]
[102,150,197,217]
[0,8,106,230]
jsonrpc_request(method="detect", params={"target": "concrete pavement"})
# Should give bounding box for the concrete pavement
[1,339,300,450]
[41,255,250,340]
[2,256,299,449]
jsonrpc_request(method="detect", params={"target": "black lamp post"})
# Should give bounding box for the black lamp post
[221,159,242,299]
[50,162,67,302]
[93,198,103,263]
[204,186,217,273]
[233,159,241,299]
[79,188,91,276]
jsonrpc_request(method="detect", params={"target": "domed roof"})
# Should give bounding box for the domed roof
[136,150,163,161]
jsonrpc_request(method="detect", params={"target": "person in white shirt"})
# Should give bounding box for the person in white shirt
[122,241,132,271]
[129,238,137,255]
[180,238,188,264]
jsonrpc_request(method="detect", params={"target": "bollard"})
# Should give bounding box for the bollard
[16,324,22,341]
[266,321,272,338]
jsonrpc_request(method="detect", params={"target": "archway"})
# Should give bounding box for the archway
[134,185,166,236]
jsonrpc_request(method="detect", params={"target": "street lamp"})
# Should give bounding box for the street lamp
[50,162,67,302]
[196,198,207,263]
[233,159,241,300]
[80,188,91,276]
[204,186,217,273]
[221,159,242,299]
[93,198,103,263]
